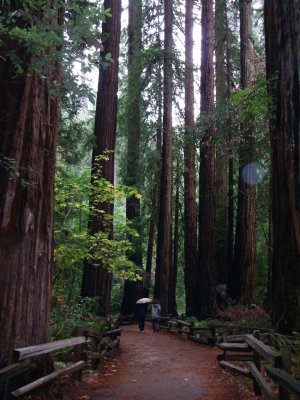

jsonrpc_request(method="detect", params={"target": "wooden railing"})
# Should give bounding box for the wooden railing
[218,333,300,399]
[0,327,121,399]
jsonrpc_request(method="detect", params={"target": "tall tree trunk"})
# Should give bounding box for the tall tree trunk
[215,0,229,285]
[225,1,234,288]
[145,103,162,297]
[184,0,198,316]
[121,0,143,315]
[154,0,174,315]
[81,0,121,316]
[265,0,300,332]
[227,0,256,304]
[171,164,180,314]
[0,4,62,366]
[196,0,217,319]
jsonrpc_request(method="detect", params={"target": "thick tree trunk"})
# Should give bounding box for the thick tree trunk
[81,0,121,316]
[145,87,162,298]
[0,6,61,366]
[227,0,256,304]
[215,0,229,285]
[171,165,180,314]
[265,0,300,332]
[121,0,143,315]
[196,0,217,319]
[154,0,174,315]
[184,0,198,317]
[225,2,235,282]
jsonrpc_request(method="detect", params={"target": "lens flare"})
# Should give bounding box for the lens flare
[241,162,266,185]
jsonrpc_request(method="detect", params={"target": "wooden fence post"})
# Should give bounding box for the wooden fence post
[279,345,291,400]
[89,336,99,370]
[253,350,262,396]
[73,326,85,381]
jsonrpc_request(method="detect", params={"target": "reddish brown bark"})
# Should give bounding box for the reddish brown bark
[228,0,256,304]
[171,164,180,313]
[145,85,162,297]
[154,0,174,315]
[0,7,61,366]
[215,0,228,285]
[265,0,300,332]
[196,0,217,319]
[81,0,121,316]
[121,0,143,315]
[184,0,197,316]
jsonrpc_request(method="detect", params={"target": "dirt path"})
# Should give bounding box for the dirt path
[88,323,258,400]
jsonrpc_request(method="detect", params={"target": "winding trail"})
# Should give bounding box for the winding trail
[89,323,257,400]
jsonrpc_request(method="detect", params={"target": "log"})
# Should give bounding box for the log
[108,338,120,350]
[189,336,210,345]
[219,361,251,377]
[10,361,87,398]
[175,319,191,327]
[85,351,105,360]
[104,328,122,338]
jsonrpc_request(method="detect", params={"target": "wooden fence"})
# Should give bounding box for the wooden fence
[218,333,300,399]
[158,318,300,399]
[0,327,121,399]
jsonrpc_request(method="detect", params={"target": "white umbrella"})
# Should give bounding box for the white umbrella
[136,297,152,304]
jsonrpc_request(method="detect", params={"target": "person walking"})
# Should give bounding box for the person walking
[151,299,161,333]
[136,303,147,333]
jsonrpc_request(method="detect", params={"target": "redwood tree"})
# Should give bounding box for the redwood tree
[154,0,175,314]
[121,0,143,315]
[265,0,300,332]
[81,0,121,315]
[196,0,217,319]
[227,0,256,304]
[184,0,198,316]
[0,3,62,366]
[215,0,229,285]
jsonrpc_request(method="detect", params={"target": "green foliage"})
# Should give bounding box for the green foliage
[53,154,142,304]
[267,332,300,377]
[50,296,116,340]
[0,0,110,72]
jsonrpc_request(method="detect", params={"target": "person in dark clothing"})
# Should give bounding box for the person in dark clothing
[136,303,147,332]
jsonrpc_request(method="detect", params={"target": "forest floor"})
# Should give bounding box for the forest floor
[62,323,259,400]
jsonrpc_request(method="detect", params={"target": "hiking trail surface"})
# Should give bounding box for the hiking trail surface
[78,323,258,400]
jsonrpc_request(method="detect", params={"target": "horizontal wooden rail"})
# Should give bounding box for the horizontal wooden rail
[265,365,300,397]
[219,361,251,377]
[219,342,251,352]
[174,319,191,327]
[211,324,274,333]
[245,334,281,366]
[14,336,88,361]
[0,361,30,381]
[11,361,87,398]
[249,362,276,400]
